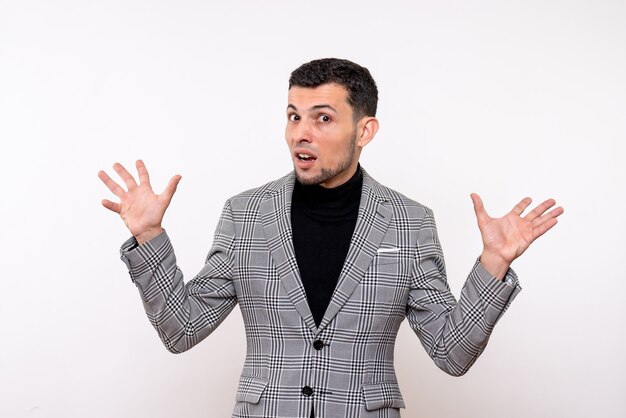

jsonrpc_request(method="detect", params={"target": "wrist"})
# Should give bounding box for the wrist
[479,250,511,281]
[134,227,164,246]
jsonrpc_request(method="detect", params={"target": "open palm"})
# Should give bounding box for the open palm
[98,160,181,244]
[471,193,564,277]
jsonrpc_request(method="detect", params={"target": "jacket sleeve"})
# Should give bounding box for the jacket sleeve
[406,208,521,376]
[119,200,238,353]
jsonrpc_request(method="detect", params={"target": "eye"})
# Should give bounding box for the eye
[318,114,331,123]
[289,113,300,122]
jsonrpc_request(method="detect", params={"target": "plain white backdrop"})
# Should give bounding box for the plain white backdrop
[1,1,624,417]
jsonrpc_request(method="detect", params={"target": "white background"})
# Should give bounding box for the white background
[1,1,624,417]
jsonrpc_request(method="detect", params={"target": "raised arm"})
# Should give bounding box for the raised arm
[407,197,564,376]
[99,161,238,353]
[98,159,182,244]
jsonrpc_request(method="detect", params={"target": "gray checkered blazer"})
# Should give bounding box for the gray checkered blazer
[120,168,520,418]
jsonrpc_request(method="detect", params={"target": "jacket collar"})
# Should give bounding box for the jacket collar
[260,168,393,334]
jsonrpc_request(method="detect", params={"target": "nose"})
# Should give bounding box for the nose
[289,119,313,144]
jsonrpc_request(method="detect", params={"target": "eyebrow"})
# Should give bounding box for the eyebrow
[287,104,337,113]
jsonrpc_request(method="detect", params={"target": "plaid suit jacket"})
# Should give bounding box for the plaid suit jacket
[120,168,521,418]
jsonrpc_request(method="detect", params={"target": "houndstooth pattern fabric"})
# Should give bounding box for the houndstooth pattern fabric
[120,168,521,418]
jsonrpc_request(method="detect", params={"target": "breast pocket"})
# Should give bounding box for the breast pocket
[360,249,410,311]
[373,249,401,266]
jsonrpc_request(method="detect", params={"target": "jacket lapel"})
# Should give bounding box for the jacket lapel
[259,173,318,333]
[318,171,393,331]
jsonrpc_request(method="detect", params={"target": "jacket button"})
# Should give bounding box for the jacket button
[313,340,325,350]
[301,386,314,397]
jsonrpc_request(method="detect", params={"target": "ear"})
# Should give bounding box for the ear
[356,117,379,148]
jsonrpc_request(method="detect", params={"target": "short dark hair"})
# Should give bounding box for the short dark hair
[289,58,378,119]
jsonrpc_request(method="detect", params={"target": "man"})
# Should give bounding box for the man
[99,58,563,418]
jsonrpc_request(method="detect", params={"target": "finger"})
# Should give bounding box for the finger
[161,174,182,204]
[98,170,125,198]
[532,206,565,225]
[135,159,151,187]
[525,198,557,222]
[531,206,564,240]
[101,199,121,214]
[511,197,532,216]
[532,217,559,241]
[113,162,138,190]
[470,193,489,224]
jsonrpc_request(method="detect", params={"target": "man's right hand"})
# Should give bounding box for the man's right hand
[98,160,182,245]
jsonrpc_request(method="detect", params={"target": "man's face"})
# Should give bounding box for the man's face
[286,83,362,188]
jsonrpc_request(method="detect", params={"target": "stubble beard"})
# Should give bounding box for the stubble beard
[295,131,357,186]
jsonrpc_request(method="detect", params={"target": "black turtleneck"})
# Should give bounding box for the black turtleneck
[291,168,363,327]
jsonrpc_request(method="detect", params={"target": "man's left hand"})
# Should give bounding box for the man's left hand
[470,194,564,280]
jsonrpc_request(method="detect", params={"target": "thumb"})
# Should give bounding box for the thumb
[470,193,489,225]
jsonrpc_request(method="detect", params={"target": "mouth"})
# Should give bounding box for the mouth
[296,153,317,162]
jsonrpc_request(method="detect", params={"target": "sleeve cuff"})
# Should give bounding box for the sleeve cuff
[474,258,520,289]
[468,258,522,321]
[119,230,171,282]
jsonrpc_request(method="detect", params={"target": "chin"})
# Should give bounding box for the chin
[295,172,316,186]
[295,169,323,186]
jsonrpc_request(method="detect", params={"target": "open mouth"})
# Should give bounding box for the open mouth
[297,153,317,162]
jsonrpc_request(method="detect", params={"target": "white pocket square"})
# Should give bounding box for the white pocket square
[376,248,400,253]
